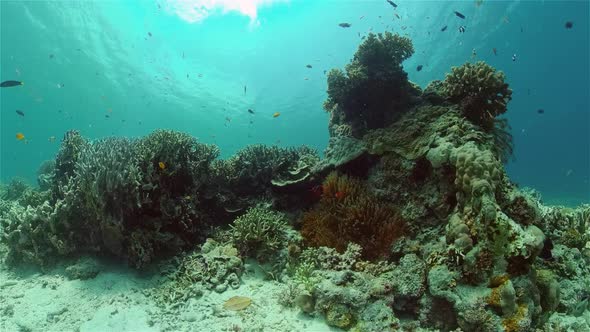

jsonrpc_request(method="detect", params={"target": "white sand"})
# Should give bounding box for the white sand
[0,259,335,332]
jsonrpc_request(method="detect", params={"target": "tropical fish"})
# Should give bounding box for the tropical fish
[273,112,281,118]
[223,296,252,311]
[16,133,25,140]
[158,161,166,170]
[16,110,24,117]
[148,32,152,37]
[459,26,466,33]
[454,11,466,19]
[512,53,517,62]
[338,23,351,28]
[248,109,255,114]
[565,21,573,29]
[1,80,23,87]
[394,13,400,19]
[537,109,545,114]
[306,64,312,68]
[386,0,397,8]
[416,65,423,71]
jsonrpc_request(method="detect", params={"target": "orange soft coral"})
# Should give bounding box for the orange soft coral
[301,172,404,261]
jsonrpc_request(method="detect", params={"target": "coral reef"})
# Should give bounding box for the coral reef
[229,206,289,260]
[324,32,420,138]
[442,61,513,131]
[0,30,588,332]
[301,172,405,261]
[148,239,243,307]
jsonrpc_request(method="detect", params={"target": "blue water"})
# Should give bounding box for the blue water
[1,0,588,206]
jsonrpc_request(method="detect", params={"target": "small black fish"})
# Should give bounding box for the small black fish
[1,80,23,87]
[386,0,397,8]
[244,85,247,94]
[105,114,110,118]
[16,110,24,117]
[538,238,553,260]
[565,21,573,29]
[454,11,465,19]
[306,64,312,68]
[441,25,448,31]
[537,109,545,114]
[338,23,351,28]
[459,25,466,33]
[248,109,255,114]
[148,32,152,37]
[416,65,423,71]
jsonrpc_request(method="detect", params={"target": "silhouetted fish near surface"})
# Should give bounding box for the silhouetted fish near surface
[16,110,24,117]
[148,32,152,37]
[454,11,466,19]
[441,25,448,31]
[248,109,255,114]
[416,65,423,71]
[537,109,545,114]
[1,80,23,87]
[565,21,573,29]
[306,64,312,68]
[339,23,351,28]
[386,0,397,8]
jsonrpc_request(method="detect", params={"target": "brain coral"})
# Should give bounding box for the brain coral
[443,61,512,131]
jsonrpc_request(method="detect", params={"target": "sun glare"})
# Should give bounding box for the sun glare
[164,0,287,24]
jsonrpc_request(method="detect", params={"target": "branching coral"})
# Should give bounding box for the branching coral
[230,206,289,260]
[52,130,89,201]
[301,172,405,260]
[2,130,222,269]
[324,32,418,137]
[443,61,512,131]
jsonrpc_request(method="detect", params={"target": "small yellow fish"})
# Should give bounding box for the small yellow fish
[158,161,166,170]
[16,132,25,140]
[273,112,281,118]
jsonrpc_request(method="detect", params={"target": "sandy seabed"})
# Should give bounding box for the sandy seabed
[0,258,334,332]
